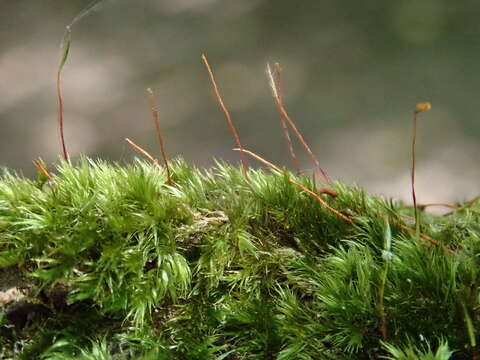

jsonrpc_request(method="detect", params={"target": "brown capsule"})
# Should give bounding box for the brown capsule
[415,102,432,114]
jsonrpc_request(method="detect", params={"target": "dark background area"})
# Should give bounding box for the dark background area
[1,0,479,205]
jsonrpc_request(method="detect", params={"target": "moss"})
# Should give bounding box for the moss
[0,157,478,359]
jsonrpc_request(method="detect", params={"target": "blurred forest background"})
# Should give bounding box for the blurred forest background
[1,0,479,206]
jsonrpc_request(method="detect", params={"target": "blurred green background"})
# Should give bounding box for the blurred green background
[1,0,479,206]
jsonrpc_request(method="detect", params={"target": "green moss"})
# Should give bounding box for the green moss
[0,157,478,359]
